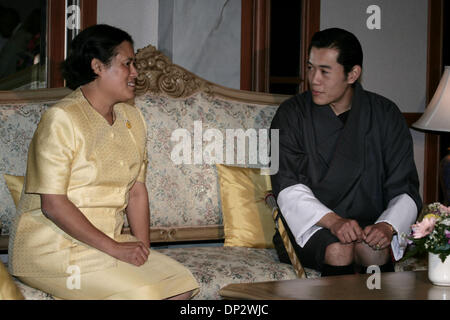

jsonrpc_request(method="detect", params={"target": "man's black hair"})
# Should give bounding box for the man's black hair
[308,27,363,74]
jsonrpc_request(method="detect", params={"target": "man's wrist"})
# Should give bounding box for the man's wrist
[378,222,396,235]
[389,223,397,235]
[317,211,341,229]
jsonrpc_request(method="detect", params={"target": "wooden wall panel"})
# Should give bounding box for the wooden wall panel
[423,0,444,203]
[47,0,97,88]
[241,0,321,92]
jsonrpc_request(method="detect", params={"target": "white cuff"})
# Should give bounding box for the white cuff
[277,184,332,248]
[375,193,418,261]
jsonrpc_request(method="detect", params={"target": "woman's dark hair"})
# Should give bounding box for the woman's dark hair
[308,27,363,75]
[61,24,134,89]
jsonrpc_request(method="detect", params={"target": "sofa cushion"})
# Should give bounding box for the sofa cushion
[3,174,24,208]
[155,246,298,300]
[216,164,275,248]
[13,279,54,300]
[0,262,53,300]
[135,92,277,231]
[0,261,24,299]
[5,253,426,300]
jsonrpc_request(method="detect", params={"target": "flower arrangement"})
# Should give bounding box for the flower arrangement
[404,202,450,263]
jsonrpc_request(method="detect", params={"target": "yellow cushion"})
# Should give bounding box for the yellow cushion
[1,174,25,299]
[0,262,24,300]
[3,174,24,207]
[216,164,275,248]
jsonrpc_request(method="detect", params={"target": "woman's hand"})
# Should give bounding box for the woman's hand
[41,194,150,266]
[126,181,150,248]
[109,241,150,266]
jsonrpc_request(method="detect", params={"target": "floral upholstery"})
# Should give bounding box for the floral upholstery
[135,92,277,229]
[0,262,53,300]
[3,248,302,300]
[6,252,427,300]
[156,246,298,300]
[13,278,54,300]
[0,72,429,300]
[0,102,49,235]
[1,91,278,233]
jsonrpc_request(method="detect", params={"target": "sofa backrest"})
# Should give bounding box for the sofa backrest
[0,88,71,237]
[0,46,289,245]
[134,45,289,243]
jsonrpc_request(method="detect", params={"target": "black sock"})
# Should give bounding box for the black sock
[358,260,395,274]
[321,264,355,277]
[379,260,395,272]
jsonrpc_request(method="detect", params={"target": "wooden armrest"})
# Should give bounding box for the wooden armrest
[0,235,9,252]
[265,191,306,278]
[0,225,226,253]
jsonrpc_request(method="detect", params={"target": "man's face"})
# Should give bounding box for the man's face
[307,47,356,106]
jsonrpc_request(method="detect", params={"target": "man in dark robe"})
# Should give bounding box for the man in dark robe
[270,28,421,276]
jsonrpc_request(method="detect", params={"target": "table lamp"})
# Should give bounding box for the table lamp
[412,66,450,205]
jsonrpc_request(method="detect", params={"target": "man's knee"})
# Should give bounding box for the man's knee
[354,242,390,267]
[324,242,355,266]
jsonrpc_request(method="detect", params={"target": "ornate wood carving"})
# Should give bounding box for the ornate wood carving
[135,45,211,98]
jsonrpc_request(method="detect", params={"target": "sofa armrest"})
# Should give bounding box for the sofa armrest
[0,235,8,252]
[265,192,306,278]
[0,225,226,253]
[125,225,225,243]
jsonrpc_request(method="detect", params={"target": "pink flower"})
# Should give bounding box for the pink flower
[411,217,436,239]
[439,204,450,215]
[446,230,450,244]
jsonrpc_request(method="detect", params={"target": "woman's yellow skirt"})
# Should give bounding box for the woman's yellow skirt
[18,250,199,300]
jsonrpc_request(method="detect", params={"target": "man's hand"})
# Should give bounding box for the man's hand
[363,222,394,250]
[330,218,365,244]
[318,212,364,244]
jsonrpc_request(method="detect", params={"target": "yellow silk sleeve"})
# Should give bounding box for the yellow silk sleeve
[135,108,148,183]
[25,107,75,195]
[136,148,148,183]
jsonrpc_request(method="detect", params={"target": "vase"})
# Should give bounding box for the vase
[428,253,450,286]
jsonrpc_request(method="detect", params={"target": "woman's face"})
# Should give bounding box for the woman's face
[97,41,138,103]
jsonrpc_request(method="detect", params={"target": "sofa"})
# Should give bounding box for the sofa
[0,45,426,300]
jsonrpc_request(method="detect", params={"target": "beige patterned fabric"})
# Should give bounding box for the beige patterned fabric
[1,90,278,235]
[8,89,148,277]
[8,252,428,300]
[5,248,300,300]
[157,246,298,300]
[0,81,429,300]
[135,92,277,229]
[0,101,49,235]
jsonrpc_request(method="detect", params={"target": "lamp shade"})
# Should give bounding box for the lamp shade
[413,66,450,132]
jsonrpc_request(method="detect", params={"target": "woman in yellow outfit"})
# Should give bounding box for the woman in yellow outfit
[8,24,199,300]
